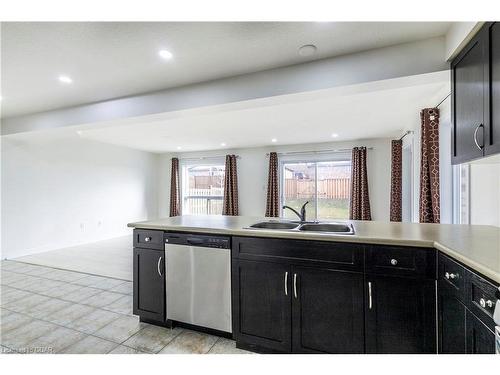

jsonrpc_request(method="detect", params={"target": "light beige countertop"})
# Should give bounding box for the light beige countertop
[128,215,500,284]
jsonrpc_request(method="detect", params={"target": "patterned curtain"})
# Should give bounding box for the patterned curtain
[349,147,372,221]
[222,154,239,216]
[419,108,440,223]
[265,152,279,217]
[169,157,181,217]
[390,140,403,222]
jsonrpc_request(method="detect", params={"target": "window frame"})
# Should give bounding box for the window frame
[452,163,470,224]
[180,157,226,216]
[279,152,352,221]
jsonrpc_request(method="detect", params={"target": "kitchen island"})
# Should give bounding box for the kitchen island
[128,215,500,354]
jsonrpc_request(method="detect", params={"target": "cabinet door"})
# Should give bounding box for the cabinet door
[365,276,436,354]
[486,22,500,156]
[451,28,488,164]
[438,282,467,354]
[291,266,364,353]
[232,260,291,352]
[466,310,496,354]
[133,247,165,322]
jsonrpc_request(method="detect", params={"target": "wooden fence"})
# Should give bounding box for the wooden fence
[184,197,223,215]
[189,176,223,189]
[184,186,224,215]
[284,178,350,199]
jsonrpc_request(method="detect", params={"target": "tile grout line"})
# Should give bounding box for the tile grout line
[1,305,141,354]
[2,262,237,354]
[153,326,186,354]
[1,262,144,354]
[206,336,223,354]
[1,268,130,290]
[1,281,132,313]
[2,260,131,282]
[1,276,131,296]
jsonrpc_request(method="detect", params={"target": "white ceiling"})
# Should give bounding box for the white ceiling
[1,22,451,118]
[74,71,449,153]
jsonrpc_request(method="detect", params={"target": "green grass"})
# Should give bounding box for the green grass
[283,199,349,221]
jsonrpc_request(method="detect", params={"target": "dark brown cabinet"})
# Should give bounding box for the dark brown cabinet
[232,237,440,354]
[291,266,364,353]
[133,247,165,323]
[438,282,467,353]
[437,254,498,354]
[486,22,500,156]
[231,259,291,353]
[232,259,365,354]
[451,21,500,163]
[365,276,436,353]
[466,310,496,354]
[451,27,488,164]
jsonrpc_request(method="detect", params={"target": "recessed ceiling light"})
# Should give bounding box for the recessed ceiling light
[298,44,317,57]
[271,138,277,143]
[220,142,226,147]
[58,75,73,84]
[158,49,173,60]
[331,133,339,138]
[177,146,182,150]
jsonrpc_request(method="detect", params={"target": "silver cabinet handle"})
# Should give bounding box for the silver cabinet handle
[293,273,298,299]
[473,124,484,150]
[144,237,152,242]
[368,282,373,310]
[157,256,163,277]
[445,272,459,280]
[390,258,398,266]
[284,272,288,296]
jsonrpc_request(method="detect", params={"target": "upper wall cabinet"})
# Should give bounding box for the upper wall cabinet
[451,27,488,164]
[487,22,500,157]
[452,22,500,164]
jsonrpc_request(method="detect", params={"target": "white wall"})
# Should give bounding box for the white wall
[439,98,453,224]
[1,131,159,259]
[159,138,393,221]
[470,163,500,227]
[445,22,482,61]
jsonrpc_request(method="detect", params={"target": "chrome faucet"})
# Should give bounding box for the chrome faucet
[283,201,309,222]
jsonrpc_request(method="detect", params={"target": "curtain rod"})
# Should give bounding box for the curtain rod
[266,147,374,157]
[179,155,240,162]
[435,92,451,108]
[398,130,414,141]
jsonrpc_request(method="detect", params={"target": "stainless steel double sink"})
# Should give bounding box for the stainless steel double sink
[245,220,355,234]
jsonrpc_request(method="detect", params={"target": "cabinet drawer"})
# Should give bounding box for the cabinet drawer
[233,236,364,271]
[466,272,499,331]
[133,229,164,250]
[438,254,467,302]
[366,245,436,279]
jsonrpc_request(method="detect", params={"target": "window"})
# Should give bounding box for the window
[280,156,352,221]
[452,164,470,224]
[181,162,225,215]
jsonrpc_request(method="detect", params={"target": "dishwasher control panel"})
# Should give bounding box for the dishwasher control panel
[164,232,230,249]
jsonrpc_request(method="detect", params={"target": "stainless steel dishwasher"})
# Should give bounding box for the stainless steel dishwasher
[164,233,231,333]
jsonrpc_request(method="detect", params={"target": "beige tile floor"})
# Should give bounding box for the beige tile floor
[14,236,133,281]
[0,260,250,354]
